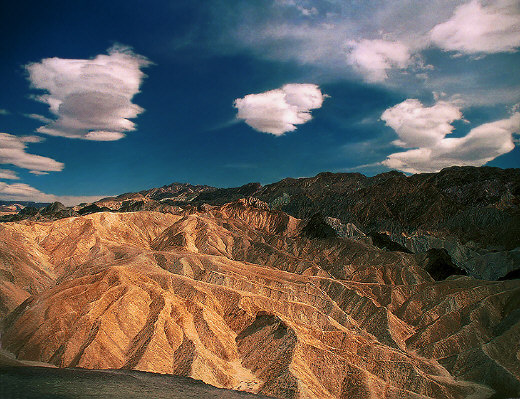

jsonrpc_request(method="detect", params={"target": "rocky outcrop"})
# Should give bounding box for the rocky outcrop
[0,203,518,398]
[391,232,520,280]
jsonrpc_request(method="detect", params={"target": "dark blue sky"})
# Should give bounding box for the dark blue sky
[0,0,519,204]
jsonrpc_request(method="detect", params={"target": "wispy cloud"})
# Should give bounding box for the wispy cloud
[0,109,10,115]
[23,113,53,124]
[0,169,19,180]
[25,44,151,141]
[234,83,327,135]
[0,181,107,206]
[212,1,520,85]
[0,133,64,173]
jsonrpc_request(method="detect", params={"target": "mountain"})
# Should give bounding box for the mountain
[1,198,519,398]
[95,182,216,209]
[2,166,518,280]
[198,167,519,249]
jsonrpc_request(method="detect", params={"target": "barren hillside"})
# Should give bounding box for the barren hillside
[1,199,519,398]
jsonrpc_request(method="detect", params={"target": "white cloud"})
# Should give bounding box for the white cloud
[24,113,53,124]
[381,99,462,147]
[84,131,126,141]
[381,99,520,173]
[212,1,519,89]
[213,1,464,81]
[0,169,19,180]
[430,0,520,54]
[0,133,64,173]
[234,83,327,135]
[0,182,107,206]
[346,39,413,82]
[25,45,151,140]
[0,109,10,115]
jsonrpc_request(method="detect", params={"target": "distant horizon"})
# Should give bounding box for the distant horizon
[1,164,517,208]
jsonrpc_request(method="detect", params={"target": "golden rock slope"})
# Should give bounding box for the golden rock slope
[0,200,519,398]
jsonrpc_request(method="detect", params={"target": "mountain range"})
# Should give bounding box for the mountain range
[0,166,519,398]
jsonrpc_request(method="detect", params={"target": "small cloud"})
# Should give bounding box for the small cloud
[0,132,64,172]
[25,44,151,141]
[430,0,520,54]
[234,83,327,135]
[0,182,109,206]
[29,170,49,175]
[346,39,413,82]
[0,109,10,115]
[23,113,53,124]
[84,131,126,141]
[0,169,19,180]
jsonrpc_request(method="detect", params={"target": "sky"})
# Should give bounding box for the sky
[0,0,519,205]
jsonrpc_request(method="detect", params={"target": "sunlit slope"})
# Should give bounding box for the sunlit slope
[1,200,519,398]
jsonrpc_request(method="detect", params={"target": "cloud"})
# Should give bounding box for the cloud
[0,109,10,115]
[25,45,151,140]
[84,131,126,141]
[381,99,462,148]
[23,113,53,124]
[234,83,327,135]
[346,39,413,82]
[0,133,64,173]
[381,99,520,173]
[211,2,462,80]
[430,0,520,54]
[0,169,19,180]
[0,182,108,206]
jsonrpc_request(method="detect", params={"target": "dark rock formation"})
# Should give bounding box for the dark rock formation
[301,213,338,239]
[77,203,111,215]
[368,232,412,253]
[40,202,78,219]
[415,248,467,280]
[194,183,262,205]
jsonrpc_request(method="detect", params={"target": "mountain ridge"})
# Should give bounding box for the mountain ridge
[3,165,517,280]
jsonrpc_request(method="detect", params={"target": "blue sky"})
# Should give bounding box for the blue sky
[0,0,519,205]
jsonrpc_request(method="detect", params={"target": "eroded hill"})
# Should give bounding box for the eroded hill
[1,199,519,398]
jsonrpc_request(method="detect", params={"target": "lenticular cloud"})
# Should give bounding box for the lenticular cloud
[234,84,327,135]
[25,45,151,141]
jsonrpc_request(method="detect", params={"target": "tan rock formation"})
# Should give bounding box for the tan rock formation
[1,202,519,398]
